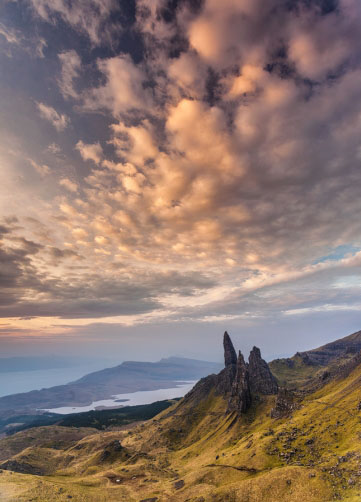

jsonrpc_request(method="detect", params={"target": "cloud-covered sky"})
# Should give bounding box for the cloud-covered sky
[1,0,361,361]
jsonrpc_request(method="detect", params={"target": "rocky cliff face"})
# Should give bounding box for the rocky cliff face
[228,351,252,413]
[248,346,279,395]
[223,331,238,367]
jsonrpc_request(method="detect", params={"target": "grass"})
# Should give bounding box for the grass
[269,354,322,387]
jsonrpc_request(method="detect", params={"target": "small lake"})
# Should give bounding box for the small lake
[41,380,197,415]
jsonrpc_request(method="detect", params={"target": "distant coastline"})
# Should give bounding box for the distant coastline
[41,380,197,414]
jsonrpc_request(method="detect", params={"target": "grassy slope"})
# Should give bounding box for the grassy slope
[0,358,360,502]
[269,354,321,387]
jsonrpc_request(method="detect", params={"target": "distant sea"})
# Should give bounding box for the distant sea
[0,366,101,397]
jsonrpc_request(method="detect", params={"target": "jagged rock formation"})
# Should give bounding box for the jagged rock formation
[223,331,237,366]
[225,337,278,413]
[228,351,252,413]
[182,332,278,415]
[270,388,296,418]
[248,346,279,395]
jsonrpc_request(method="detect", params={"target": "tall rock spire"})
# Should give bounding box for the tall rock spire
[223,331,237,367]
[248,346,278,395]
[228,350,252,413]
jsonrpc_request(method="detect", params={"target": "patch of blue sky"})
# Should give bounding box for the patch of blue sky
[332,276,361,289]
[313,245,359,264]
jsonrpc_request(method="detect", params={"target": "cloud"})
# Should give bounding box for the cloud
[59,178,78,192]
[288,2,361,81]
[75,140,103,164]
[28,0,120,46]
[0,21,46,58]
[29,159,50,177]
[72,227,88,241]
[36,102,69,131]
[2,0,361,355]
[61,0,361,303]
[47,143,61,154]
[58,50,81,99]
[0,22,21,46]
[84,54,153,116]
[0,220,217,320]
[167,52,208,99]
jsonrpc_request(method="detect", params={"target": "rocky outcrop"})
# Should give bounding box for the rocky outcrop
[99,439,128,463]
[183,332,278,416]
[226,344,278,413]
[248,346,278,395]
[0,459,47,476]
[228,351,252,413]
[295,352,315,365]
[270,388,296,418]
[223,331,237,367]
[215,365,237,395]
[222,335,279,413]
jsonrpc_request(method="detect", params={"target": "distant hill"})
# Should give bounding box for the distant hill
[76,356,222,384]
[0,357,222,419]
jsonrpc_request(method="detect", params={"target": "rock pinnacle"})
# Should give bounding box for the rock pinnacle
[223,331,237,367]
[248,346,278,395]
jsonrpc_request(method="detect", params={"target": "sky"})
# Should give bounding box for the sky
[1,0,361,363]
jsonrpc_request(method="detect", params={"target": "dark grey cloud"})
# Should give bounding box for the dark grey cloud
[0,221,217,319]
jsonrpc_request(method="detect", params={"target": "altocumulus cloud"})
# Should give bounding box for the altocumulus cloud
[0,0,361,344]
[36,102,69,131]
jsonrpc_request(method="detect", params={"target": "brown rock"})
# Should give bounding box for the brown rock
[271,387,295,418]
[223,331,237,367]
[228,351,252,413]
[248,346,278,395]
[174,479,185,490]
